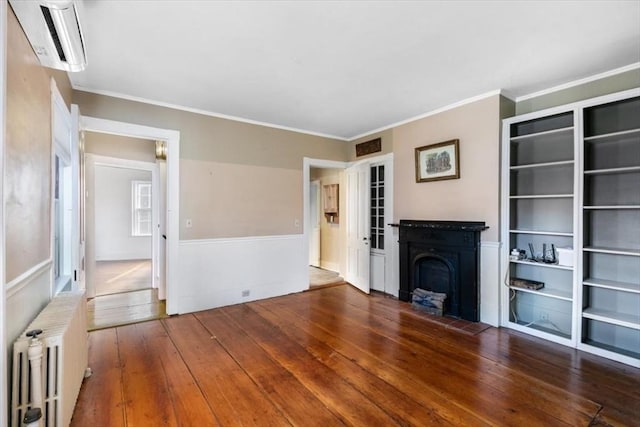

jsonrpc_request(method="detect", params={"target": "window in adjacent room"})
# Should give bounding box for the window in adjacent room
[132,180,152,236]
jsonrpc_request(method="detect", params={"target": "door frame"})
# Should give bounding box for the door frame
[50,79,74,296]
[303,158,348,288]
[81,117,180,314]
[303,153,394,293]
[309,179,321,267]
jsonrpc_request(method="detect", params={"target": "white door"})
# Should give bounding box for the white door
[369,157,395,295]
[157,161,167,300]
[346,162,370,293]
[309,180,321,267]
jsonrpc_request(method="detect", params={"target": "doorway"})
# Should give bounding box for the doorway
[81,116,180,316]
[303,154,395,296]
[93,164,153,297]
[84,134,164,330]
[308,169,345,289]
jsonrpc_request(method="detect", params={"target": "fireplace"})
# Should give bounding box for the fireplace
[399,220,488,321]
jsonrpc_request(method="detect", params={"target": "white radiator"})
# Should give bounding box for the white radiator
[11,291,89,427]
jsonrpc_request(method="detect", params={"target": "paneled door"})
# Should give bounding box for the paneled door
[346,162,370,293]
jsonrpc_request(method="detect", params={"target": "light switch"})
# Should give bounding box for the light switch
[186,219,192,228]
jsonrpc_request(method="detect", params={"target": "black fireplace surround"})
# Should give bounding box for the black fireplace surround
[399,220,488,322]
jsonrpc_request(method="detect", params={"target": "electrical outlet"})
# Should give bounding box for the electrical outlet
[242,290,250,297]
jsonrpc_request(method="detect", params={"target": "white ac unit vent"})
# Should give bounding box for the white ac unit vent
[9,0,87,72]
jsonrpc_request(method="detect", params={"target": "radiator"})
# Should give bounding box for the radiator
[11,291,89,427]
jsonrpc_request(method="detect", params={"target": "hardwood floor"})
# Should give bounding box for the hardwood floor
[87,288,166,331]
[95,260,152,296]
[72,284,640,426]
[309,266,344,288]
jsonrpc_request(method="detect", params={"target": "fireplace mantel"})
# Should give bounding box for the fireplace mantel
[398,220,488,322]
[397,220,488,232]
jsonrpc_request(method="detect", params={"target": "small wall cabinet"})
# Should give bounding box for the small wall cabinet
[323,184,339,222]
[501,88,640,367]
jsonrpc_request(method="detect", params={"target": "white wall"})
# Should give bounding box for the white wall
[177,235,307,314]
[94,165,152,260]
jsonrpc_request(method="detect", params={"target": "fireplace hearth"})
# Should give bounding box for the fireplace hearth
[398,220,488,322]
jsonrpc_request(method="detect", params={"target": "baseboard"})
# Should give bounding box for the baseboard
[319,261,340,273]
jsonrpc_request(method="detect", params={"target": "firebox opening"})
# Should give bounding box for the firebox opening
[414,256,454,315]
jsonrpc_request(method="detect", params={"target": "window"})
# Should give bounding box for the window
[370,164,385,251]
[132,180,152,236]
[51,83,73,295]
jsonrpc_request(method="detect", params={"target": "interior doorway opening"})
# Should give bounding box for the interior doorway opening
[92,162,153,298]
[303,154,395,296]
[80,116,180,318]
[82,131,168,330]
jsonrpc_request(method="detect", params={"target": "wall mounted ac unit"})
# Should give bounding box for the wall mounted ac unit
[9,0,87,72]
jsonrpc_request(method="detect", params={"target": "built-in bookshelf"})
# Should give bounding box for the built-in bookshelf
[503,110,577,345]
[501,88,640,367]
[580,95,640,365]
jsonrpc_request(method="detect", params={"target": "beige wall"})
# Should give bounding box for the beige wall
[181,159,303,239]
[85,132,156,163]
[310,168,345,270]
[5,4,73,400]
[74,91,349,169]
[6,7,72,281]
[73,91,349,239]
[391,95,504,241]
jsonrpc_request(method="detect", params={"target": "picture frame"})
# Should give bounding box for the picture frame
[415,139,460,183]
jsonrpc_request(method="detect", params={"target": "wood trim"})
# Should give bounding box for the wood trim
[6,259,53,298]
[347,90,502,141]
[179,234,303,246]
[74,87,349,141]
[81,116,180,315]
[515,62,640,102]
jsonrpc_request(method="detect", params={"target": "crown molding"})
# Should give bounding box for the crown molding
[515,62,640,103]
[347,89,503,141]
[72,85,349,141]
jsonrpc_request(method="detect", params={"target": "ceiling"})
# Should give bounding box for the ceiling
[70,1,640,140]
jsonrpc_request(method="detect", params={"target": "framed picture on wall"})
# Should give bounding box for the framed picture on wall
[415,139,460,183]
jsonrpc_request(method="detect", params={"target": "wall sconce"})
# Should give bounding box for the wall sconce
[155,140,167,160]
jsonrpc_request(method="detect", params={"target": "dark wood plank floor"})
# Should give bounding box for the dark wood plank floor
[71,284,640,426]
